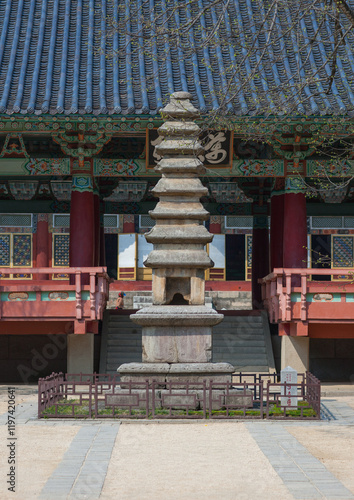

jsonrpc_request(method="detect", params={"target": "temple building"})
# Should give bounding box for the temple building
[0,0,354,382]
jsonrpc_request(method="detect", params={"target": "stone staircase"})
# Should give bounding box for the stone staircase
[99,310,275,375]
[100,312,142,374]
[212,312,275,372]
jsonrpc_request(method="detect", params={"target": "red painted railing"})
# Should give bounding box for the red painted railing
[0,267,110,322]
[260,268,354,325]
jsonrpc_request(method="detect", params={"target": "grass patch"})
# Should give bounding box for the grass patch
[267,400,317,418]
[40,398,317,419]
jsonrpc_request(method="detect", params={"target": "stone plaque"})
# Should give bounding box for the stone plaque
[280,366,298,408]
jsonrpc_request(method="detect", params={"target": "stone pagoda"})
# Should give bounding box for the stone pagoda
[118,92,234,385]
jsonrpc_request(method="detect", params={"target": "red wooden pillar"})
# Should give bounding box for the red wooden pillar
[252,212,269,310]
[69,175,95,284]
[99,200,106,267]
[93,182,100,266]
[36,213,49,279]
[283,185,307,269]
[270,190,285,271]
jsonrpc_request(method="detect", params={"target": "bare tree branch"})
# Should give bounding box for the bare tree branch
[333,0,354,28]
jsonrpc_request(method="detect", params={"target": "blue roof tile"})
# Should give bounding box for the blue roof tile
[0,0,354,116]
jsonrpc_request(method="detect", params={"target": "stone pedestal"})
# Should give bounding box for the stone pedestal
[132,305,222,363]
[118,362,235,388]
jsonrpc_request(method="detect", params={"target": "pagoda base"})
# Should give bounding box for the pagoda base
[115,362,253,410]
[117,362,234,388]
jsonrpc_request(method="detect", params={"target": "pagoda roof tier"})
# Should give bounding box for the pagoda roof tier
[152,178,208,198]
[144,249,213,269]
[145,225,213,245]
[0,1,354,116]
[149,204,210,220]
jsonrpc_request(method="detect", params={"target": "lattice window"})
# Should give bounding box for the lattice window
[311,216,343,229]
[53,214,70,228]
[0,234,32,278]
[140,215,155,228]
[0,214,32,227]
[225,216,253,228]
[12,235,32,266]
[332,236,354,268]
[53,234,70,267]
[104,215,119,228]
[344,217,354,229]
[0,235,10,266]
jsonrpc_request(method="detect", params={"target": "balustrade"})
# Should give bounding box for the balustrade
[0,267,110,322]
[261,268,354,327]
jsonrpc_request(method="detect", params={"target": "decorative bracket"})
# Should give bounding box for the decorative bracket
[52,131,112,167]
[0,133,29,158]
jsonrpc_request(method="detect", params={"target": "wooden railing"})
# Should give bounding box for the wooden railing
[0,267,110,322]
[260,268,354,324]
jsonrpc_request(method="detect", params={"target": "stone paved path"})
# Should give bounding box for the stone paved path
[247,422,354,499]
[0,388,354,499]
[39,425,119,500]
[320,399,354,425]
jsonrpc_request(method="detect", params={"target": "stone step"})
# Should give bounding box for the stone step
[215,318,263,324]
[107,351,142,359]
[215,322,263,327]
[214,327,264,333]
[107,339,142,345]
[107,325,141,332]
[213,356,269,363]
[106,345,143,352]
[108,320,136,326]
[213,345,266,353]
[107,333,141,340]
[108,327,141,335]
[214,334,265,340]
[235,366,269,372]
[213,344,266,351]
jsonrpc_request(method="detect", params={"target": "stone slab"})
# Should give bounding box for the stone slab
[131,305,223,327]
[118,362,170,388]
[166,362,234,387]
[118,362,235,388]
[106,387,253,411]
[106,389,162,409]
[169,362,234,374]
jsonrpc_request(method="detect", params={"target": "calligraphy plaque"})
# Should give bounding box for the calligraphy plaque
[146,129,233,169]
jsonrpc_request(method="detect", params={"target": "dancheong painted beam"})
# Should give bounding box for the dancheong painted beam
[1,157,354,178]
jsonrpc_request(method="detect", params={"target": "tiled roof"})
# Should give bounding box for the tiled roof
[0,0,354,116]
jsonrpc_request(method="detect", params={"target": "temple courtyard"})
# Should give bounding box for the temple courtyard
[0,385,354,500]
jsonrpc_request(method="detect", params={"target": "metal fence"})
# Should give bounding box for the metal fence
[38,372,321,420]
